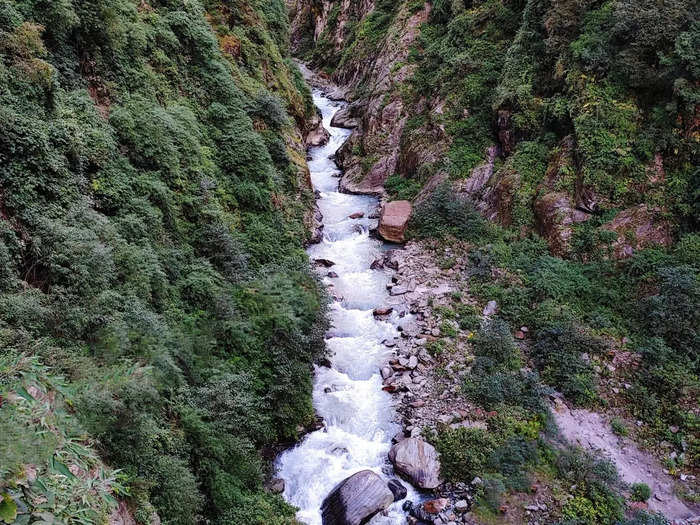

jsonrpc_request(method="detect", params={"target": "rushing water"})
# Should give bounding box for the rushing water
[275,92,418,524]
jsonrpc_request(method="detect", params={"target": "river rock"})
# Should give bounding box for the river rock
[330,106,360,129]
[378,201,412,243]
[321,470,394,525]
[388,438,442,489]
[314,258,336,268]
[349,211,365,219]
[387,479,407,501]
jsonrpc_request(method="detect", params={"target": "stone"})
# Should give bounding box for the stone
[373,307,393,316]
[370,258,384,270]
[381,367,393,380]
[388,438,442,489]
[407,356,418,369]
[330,106,360,129]
[423,498,449,514]
[454,500,469,513]
[321,470,394,525]
[387,479,407,501]
[328,271,339,278]
[378,201,412,243]
[268,478,285,494]
[349,212,365,219]
[482,300,498,317]
[314,258,336,268]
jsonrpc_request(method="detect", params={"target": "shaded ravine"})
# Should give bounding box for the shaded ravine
[275,91,419,524]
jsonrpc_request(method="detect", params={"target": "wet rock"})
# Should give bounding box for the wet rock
[378,201,412,243]
[308,123,330,147]
[330,106,360,129]
[321,470,394,525]
[349,212,365,219]
[381,367,393,380]
[328,271,339,278]
[267,478,285,494]
[388,438,442,489]
[454,500,469,513]
[370,258,384,270]
[314,258,336,268]
[373,307,393,316]
[387,479,408,501]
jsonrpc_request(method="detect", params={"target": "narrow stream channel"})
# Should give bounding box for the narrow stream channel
[275,91,418,524]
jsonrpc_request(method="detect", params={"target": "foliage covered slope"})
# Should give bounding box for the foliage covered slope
[293,0,699,521]
[0,1,325,523]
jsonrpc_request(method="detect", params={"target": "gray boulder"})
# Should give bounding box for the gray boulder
[321,470,394,525]
[388,438,442,489]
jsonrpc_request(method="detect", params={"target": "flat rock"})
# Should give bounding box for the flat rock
[321,470,394,525]
[388,438,442,489]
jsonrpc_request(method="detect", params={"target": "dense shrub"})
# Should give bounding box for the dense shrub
[409,184,492,241]
[532,324,606,405]
[631,482,652,502]
[0,1,323,523]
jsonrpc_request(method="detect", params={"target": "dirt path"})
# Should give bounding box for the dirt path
[553,399,698,523]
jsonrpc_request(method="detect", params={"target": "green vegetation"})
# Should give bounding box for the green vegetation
[631,482,652,502]
[0,1,323,523]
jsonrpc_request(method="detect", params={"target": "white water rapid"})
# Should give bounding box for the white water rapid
[275,92,419,524]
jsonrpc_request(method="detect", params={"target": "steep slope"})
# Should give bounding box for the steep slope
[0,1,325,524]
[291,0,698,256]
[291,1,699,523]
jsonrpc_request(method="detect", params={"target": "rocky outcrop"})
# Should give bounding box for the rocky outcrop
[388,438,442,489]
[378,201,412,243]
[534,136,592,255]
[602,204,672,259]
[320,470,394,525]
[330,104,360,129]
[307,112,330,146]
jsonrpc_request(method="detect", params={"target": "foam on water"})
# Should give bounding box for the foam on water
[275,92,418,524]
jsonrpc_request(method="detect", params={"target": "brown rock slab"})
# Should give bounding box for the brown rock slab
[378,201,412,243]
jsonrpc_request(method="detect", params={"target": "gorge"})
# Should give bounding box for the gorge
[0,1,698,525]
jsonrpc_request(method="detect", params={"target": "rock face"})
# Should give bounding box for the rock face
[602,204,671,259]
[388,438,442,489]
[320,470,394,525]
[378,201,412,243]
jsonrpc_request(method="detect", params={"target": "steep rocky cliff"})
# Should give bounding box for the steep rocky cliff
[291,0,698,259]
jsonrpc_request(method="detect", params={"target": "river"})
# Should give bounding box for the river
[275,91,418,524]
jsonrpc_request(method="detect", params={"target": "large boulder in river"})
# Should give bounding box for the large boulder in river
[321,470,394,525]
[378,201,412,243]
[388,438,442,490]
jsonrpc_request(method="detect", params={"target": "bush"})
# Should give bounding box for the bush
[532,324,606,405]
[631,482,652,502]
[472,317,521,370]
[409,183,492,241]
[431,427,497,482]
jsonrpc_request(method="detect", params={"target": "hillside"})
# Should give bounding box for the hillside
[0,1,698,524]
[0,1,326,523]
[288,0,699,523]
